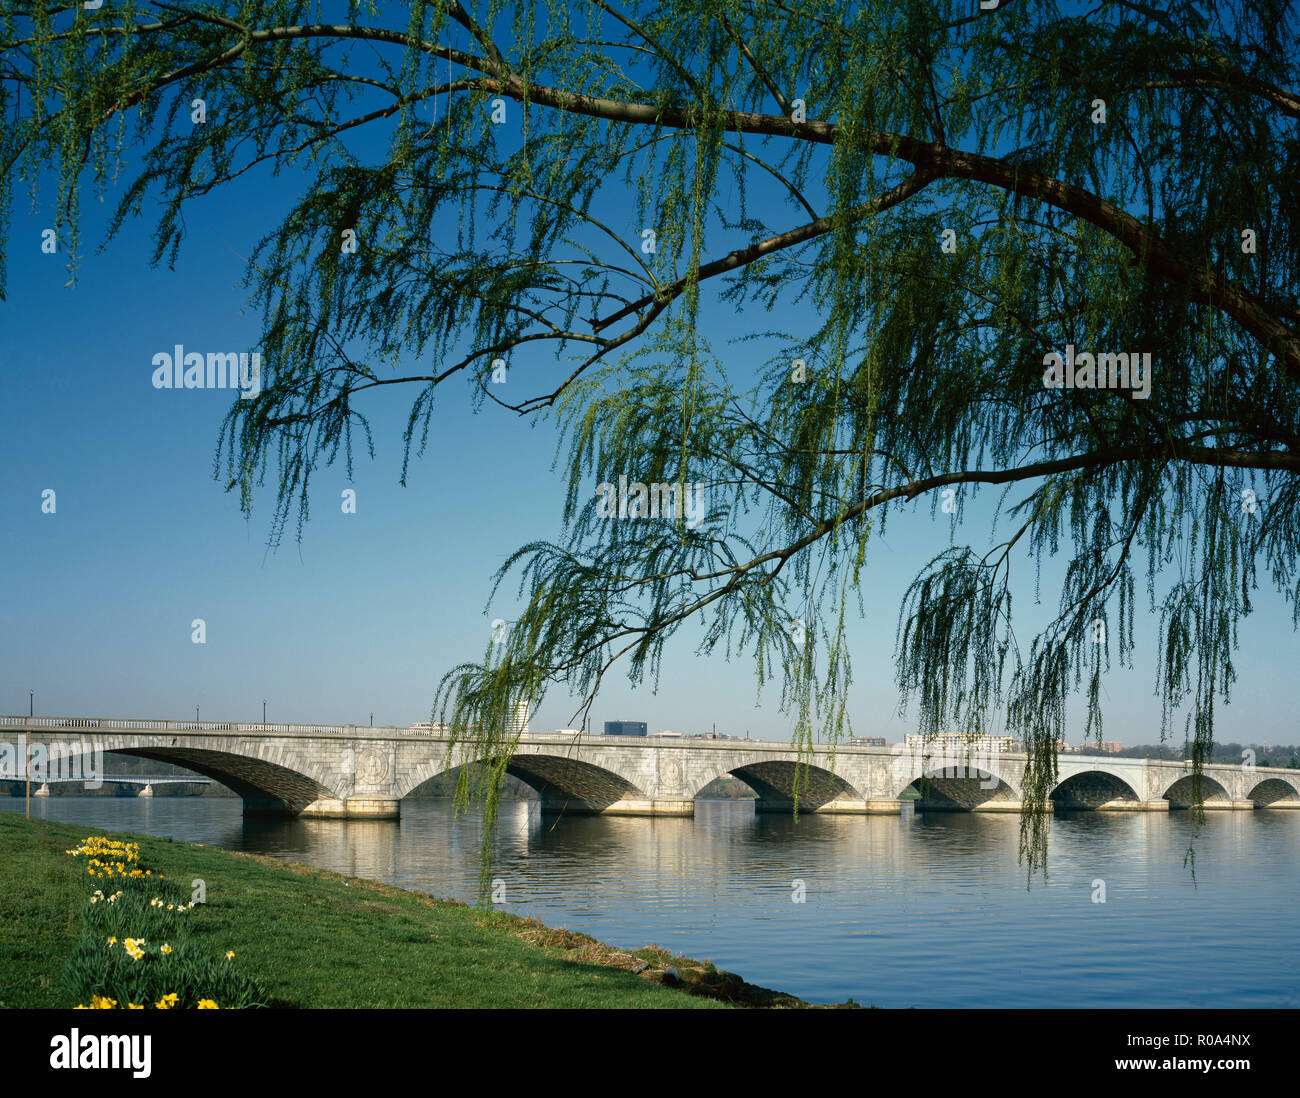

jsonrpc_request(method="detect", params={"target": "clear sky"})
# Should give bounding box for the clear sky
[2,6,1296,747]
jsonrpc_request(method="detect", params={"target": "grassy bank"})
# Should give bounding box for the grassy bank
[0,815,829,1009]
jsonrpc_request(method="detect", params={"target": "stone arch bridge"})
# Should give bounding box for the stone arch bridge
[4,716,1298,820]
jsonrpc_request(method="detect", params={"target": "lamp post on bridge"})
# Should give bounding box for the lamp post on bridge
[195,706,200,724]
[262,699,267,728]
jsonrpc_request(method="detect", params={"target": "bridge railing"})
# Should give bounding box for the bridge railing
[2,717,384,736]
[4,717,246,732]
[1,717,747,744]
[0,716,489,739]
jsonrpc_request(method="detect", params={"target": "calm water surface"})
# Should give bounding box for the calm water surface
[7,796,1298,1008]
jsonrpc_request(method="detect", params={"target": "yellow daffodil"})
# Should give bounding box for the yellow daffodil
[196,999,218,1009]
[160,943,172,954]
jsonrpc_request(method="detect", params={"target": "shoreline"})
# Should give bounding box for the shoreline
[0,814,854,1010]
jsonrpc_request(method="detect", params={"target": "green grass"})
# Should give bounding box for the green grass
[0,815,84,1007]
[0,815,827,1009]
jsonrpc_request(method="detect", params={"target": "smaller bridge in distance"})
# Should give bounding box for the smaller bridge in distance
[3,774,214,798]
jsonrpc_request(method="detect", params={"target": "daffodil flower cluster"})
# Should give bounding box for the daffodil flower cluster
[74,995,119,1009]
[74,993,209,1010]
[148,896,196,913]
[66,837,141,862]
[66,835,252,1009]
[66,837,163,880]
[105,936,207,963]
[83,859,154,880]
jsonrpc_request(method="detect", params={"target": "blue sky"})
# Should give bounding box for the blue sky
[1,4,1296,747]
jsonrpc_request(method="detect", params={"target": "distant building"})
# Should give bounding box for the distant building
[410,704,530,736]
[848,736,886,746]
[905,733,1018,753]
[650,730,684,738]
[604,721,647,737]
[504,701,530,738]
[1069,740,1124,754]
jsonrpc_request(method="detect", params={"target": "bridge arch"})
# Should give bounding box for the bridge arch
[1050,770,1141,809]
[398,751,647,814]
[1246,776,1300,808]
[888,753,1020,810]
[895,770,1020,810]
[1161,774,1233,808]
[701,758,866,812]
[105,746,336,815]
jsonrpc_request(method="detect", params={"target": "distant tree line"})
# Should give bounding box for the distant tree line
[1096,743,1300,768]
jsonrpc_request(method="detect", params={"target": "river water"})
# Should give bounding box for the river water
[7,796,1298,1008]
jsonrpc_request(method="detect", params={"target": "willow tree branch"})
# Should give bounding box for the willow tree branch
[34,13,1293,375]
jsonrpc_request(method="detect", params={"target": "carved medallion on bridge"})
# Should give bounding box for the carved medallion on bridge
[659,758,682,791]
[1147,770,1165,799]
[356,748,389,787]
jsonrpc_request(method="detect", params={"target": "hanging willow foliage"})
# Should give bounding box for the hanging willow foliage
[4,0,1298,898]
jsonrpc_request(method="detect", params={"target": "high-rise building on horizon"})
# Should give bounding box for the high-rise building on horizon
[604,720,647,737]
[507,700,531,736]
